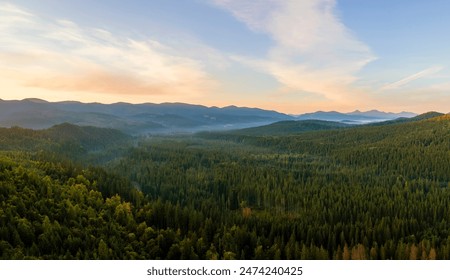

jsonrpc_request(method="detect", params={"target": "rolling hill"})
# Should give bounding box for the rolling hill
[229,120,351,136]
[0,123,131,162]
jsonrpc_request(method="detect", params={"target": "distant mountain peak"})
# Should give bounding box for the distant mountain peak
[224,105,238,109]
[23,98,49,103]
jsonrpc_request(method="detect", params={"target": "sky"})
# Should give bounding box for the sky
[1,0,450,114]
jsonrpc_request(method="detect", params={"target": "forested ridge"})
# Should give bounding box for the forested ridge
[227,119,350,136]
[1,114,450,259]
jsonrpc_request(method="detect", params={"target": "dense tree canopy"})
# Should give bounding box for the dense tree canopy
[1,116,450,259]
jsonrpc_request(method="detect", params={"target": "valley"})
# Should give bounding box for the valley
[1,108,450,259]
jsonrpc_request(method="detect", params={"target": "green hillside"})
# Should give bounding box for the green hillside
[0,123,131,164]
[229,120,350,136]
[0,123,129,150]
[44,123,131,150]
[369,111,445,126]
[1,114,450,260]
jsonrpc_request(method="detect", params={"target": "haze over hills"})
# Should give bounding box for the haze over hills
[0,98,417,135]
[0,98,290,135]
[201,111,446,139]
[223,120,351,136]
[295,110,416,124]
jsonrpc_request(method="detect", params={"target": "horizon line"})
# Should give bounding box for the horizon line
[0,97,424,115]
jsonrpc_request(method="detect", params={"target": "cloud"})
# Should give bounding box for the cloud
[213,0,279,32]
[0,3,216,100]
[214,0,376,101]
[0,2,34,21]
[23,68,209,97]
[380,66,444,91]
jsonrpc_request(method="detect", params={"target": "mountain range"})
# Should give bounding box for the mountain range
[0,98,417,135]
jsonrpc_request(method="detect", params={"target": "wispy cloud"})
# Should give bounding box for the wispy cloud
[0,3,217,100]
[380,66,444,91]
[214,0,376,101]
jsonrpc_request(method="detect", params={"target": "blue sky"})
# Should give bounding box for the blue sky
[1,0,449,113]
